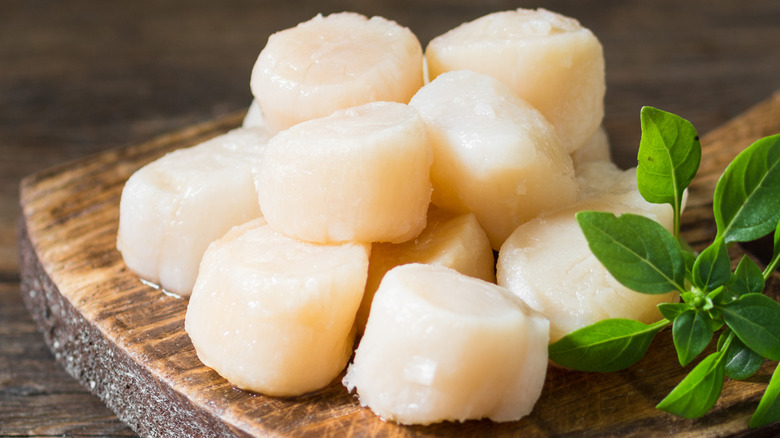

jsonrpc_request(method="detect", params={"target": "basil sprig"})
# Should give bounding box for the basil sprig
[548,107,780,428]
[637,106,701,239]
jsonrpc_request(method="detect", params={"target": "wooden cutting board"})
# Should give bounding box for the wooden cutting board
[18,91,780,437]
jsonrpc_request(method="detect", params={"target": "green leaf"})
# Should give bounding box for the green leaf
[721,293,780,361]
[751,364,780,428]
[692,240,732,291]
[713,134,780,244]
[673,310,714,366]
[577,211,686,294]
[725,256,765,299]
[637,106,701,238]
[722,334,764,381]
[549,319,668,372]
[658,302,691,321]
[656,351,726,419]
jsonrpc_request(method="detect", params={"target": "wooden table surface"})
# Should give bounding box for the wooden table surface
[2,0,780,436]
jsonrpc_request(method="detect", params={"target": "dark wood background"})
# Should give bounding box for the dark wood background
[2,0,779,436]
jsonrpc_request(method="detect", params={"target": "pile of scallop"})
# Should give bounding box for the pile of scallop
[116,9,677,426]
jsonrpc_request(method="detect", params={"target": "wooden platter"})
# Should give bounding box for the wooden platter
[18,91,780,437]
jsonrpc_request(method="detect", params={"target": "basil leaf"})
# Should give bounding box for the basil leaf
[692,240,731,292]
[637,106,701,237]
[658,302,691,321]
[751,365,780,428]
[577,211,686,294]
[723,335,764,381]
[713,134,780,244]
[656,351,725,419]
[673,310,714,366]
[725,256,765,299]
[721,293,780,361]
[549,319,668,372]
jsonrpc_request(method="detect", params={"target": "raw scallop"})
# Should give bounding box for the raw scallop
[426,8,605,153]
[497,166,679,342]
[344,264,549,425]
[250,12,424,134]
[185,218,370,396]
[409,70,577,249]
[356,206,495,335]
[255,101,432,244]
[116,127,268,296]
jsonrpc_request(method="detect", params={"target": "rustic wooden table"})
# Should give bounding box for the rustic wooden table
[2,0,780,436]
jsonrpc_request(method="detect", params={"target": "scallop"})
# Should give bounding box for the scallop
[250,12,424,134]
[426,8,605,153]
[116,127,268,296]
[409,70,577,249]
[344,264,549,425]
[255,101,432,244]
[185,218,370,396]
[497,166,679,342]
[356,206,495,335]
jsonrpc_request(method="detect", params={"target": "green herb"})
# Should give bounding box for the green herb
[547,319,668,372]
[722,334,763,380]
[576,211,686,295]
[692,240,731,292]
[720,294,780,361]
[548,107,780,428]
[672,309,713,366]
[713,134,780,244]
[728,256,765,298]
[656,349,726,419]
[658,302,691,321]
[752,366,780,428]
[637,106,701,239]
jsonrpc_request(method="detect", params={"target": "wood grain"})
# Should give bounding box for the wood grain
[16,91,780,437]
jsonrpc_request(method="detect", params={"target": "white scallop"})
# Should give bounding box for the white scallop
[185,218,370,396]
[426,8,605,153]
[344,264,549,425]
[356,206,495,335]
[116,127,268,296]
[497,167,679,343]
[409,70,577,249]
[255,101,432,244]
[250,12,424,134]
